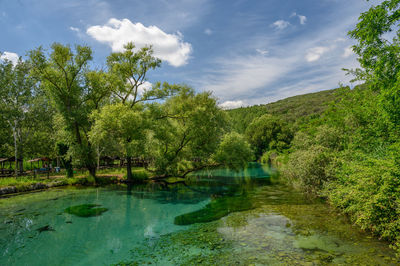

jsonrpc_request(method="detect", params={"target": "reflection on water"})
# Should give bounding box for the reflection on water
[0,163,399,265]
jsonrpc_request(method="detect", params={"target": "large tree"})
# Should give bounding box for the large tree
[147,88,240,178]
[348,0,400,125]
[0,57,37,176]
[97,42,180,180]
[29,43,110,178]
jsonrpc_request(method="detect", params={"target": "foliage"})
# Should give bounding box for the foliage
[0,56,54,174]
[348,0,400,126]
[214,132,254,169]
[29,43,103,177]
[147,88,228,176]
[245,114,292,158]
[228,87,347,134]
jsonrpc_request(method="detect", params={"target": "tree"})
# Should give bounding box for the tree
[245,114,292,158]
[147,88,228,177]
[90,103,148,175]
[102,42,181,180]
[214,132,254,169]
[0,57,36,176]
[29,43,109,178]
[348,0,400,125]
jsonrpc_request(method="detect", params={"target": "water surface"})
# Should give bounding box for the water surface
[1,164,398,265]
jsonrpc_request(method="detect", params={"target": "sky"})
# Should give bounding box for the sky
[0,0,376,108]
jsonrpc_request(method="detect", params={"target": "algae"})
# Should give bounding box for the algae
[64,204,108,217]
[174,195,253,225]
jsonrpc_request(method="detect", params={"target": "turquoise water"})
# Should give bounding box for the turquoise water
[1,163,399,265]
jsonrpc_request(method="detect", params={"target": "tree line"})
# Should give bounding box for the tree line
[0,42,253,180]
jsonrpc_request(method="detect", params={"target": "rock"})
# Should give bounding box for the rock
[36,225,55,233]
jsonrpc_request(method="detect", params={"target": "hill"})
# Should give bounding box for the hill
[227,86,351,133]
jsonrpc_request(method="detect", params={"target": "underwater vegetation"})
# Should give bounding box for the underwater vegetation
[174,195,254,225]
[64,204,108,217]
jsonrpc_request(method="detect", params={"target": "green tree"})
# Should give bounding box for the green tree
[214,132,254,169]
[245,114,292,158]
[147,88,228,177]
[0,57,36,176]
[90,103,147,175]
[102,42,180,180]
[348,0,400,125]
[29,43,109,178]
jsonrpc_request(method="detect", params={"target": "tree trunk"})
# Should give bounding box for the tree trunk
[126,156,132,181]
[97,150,100,170]
[88,165,96,179]
[12,122,18,177]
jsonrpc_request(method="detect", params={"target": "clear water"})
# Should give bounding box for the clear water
[0,163,399,265]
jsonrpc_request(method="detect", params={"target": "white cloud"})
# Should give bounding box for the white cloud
[69,26,80,33]
[219,100,245,109]
[271,20,290,30]
[298,15,307,25]
[196,55,297,101]
[256,49,268,56]
[343,46,354,58]
[291,12,307,25]
[126,81,152,101]
[305,46,331,62]
[138,81,153,96]
[204,28,212,35]
[87,18,192,67]
[0,51,19,65]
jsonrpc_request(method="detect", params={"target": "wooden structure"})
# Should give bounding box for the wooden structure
[0,157,23,177]
[27,157,52,178]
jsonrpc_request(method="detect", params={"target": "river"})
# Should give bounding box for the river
[0,163,398,265]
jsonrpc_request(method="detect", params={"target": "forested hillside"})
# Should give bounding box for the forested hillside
[227,86,351,134]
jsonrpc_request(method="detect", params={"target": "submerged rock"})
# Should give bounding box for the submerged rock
[64,204,108,217]
[36,225,55,233]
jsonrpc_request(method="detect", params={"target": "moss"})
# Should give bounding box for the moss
[174,195,254,225]
[64,204,108,217]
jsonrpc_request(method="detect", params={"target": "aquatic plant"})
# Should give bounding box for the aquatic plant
[174,195,253,225]
[64,204,108,217]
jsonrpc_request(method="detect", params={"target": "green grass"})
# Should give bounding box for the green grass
[0,167,151,190]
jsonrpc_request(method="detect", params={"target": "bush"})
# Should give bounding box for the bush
[281,145,335,194]
[325,155,400,253]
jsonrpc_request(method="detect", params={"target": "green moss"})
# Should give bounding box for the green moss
[64,204,108,217]
[174,195,254,225]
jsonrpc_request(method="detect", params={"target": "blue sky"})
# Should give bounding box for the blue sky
[0,0,375,108]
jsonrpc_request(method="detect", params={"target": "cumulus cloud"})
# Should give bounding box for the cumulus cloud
[305,46,331,62]
[271,20,290,30]
[219,100,245,109]
[87,18,192,67]
[204,28,212,35]
[138,81,153,96]
[0,51,19,65]
[343,46,354,58]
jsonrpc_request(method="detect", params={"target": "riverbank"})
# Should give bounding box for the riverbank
[0,167,149,196]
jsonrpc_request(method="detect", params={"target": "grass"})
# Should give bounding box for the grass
[0,167,150,191]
